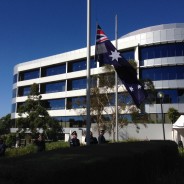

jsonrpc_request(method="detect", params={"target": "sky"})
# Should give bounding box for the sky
[0,0,184,118]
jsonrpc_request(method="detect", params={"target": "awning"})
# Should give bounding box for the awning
[173,115,184,129]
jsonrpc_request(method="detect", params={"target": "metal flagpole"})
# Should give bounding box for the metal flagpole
[86,0,91,145]
[115,14,118,142]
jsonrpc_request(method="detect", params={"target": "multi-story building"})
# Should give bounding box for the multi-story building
[11,23,184,141]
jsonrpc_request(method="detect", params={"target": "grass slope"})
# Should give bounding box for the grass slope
[0,141,183,184]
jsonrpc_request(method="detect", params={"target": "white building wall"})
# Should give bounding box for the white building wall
[64,124,173,143]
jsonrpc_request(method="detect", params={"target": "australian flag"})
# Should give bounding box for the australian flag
[95,24,147,108]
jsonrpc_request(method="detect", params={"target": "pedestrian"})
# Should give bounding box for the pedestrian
[98,129,107,144]
[34,134,46,152]
[70,131,80,147]
[85,131,98,144]
[15,134,21,148]
[0,137,6,157]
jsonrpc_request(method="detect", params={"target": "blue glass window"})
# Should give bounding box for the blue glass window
[41,81,66,94]
[90,59,97,68]
[42,64,66,77]
[53,116,86,127]
[140,43,184,65]
[156,90,177,103]
[121,49,135,61]
[11,103,16,113]
[19,69,39,81]
[118,92,133,105]
[72,78,86,90]
[68,60,86,72]
[13,74,17,84]
[67,78,86,91]
[90,76,97,88]
[67,96,86,109]
[12,88,17,98]
[140,66,184,81]
[18,86,31,96]
[43,99,65,110]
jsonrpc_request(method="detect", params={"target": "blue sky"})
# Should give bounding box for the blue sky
[0,0,184,118]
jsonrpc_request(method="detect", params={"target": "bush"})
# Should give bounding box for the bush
[46,140,69,151]
[4,133,16,147]
[5,144,36,157]
[4,140,69,158]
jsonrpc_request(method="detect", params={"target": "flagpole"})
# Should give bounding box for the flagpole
[115,14,118,142]
[86,0,91,146]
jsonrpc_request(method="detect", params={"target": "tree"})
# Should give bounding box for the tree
[167,107,180,124]
[17,83,62,137]
[0,114,12,135]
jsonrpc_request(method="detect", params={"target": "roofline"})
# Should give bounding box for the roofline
[121,23,184,38]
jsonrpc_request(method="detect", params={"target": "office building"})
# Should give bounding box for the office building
[11,23,184,140]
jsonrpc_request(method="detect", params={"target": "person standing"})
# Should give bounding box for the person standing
[85,131,98,144]
[98,129,106,144]
[15,134,21,148]
[70,131,80,147]
[34,134,46,152]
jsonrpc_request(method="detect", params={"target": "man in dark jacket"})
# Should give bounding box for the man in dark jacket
[98,129,106,144]
[70,131,80,147]
[85,131,98,144]
[34,134,45,152]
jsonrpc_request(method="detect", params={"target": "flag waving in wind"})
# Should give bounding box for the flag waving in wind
[95,24,147,107]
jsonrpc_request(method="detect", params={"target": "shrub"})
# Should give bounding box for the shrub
[5,144,36,157]
[4,140,69,158]
[4,133,16,147]
[46,140,69,151]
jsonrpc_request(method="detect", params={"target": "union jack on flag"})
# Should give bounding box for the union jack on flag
[96,25,108,43]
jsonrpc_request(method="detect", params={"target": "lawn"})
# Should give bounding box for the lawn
[0,140,184,184]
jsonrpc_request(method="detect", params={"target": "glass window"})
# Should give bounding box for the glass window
[90,59,97,68]
[43,99,65,110]
[175,43,184,56]
[13,74,17,84]
[41,64,66,77]
[41,81,66,94]
[72,78,86,90]
[140,42,184,65]
[90,76,97,88]
[11,103,16,113]
[155,89,184,104]
[121,49,135,61]
[68,60,86,72]
[12,88,17,98]
[140,66,184,81]
[67,78,86,91]
[18,86,31,96]
[55,116,86,128]
[19,69,39,81]
[118,92,133,105]
[67,96,86,109]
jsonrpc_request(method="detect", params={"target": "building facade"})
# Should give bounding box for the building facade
[11,23,184,140]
